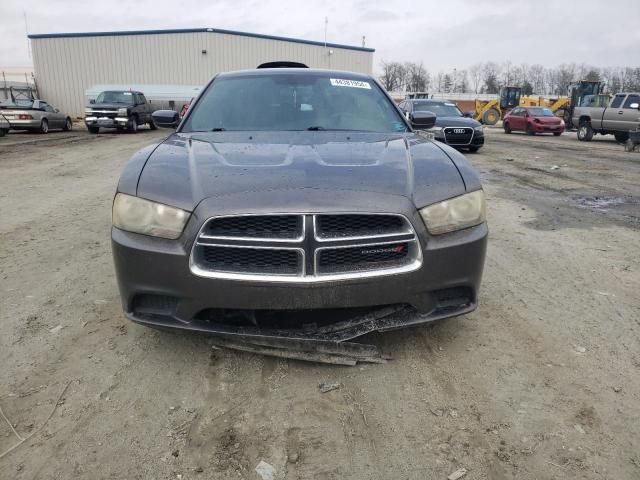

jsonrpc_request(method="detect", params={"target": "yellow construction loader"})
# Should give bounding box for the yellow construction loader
[474,86,521,125]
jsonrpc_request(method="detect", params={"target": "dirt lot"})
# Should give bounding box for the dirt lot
[1,126,639,479]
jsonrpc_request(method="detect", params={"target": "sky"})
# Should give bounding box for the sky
[1,0,639,73]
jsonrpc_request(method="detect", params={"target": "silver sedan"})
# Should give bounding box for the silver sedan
[0,99,72,133]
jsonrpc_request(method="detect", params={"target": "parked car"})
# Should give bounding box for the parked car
[0,113,9,136]
[84,90,156,133]
[572,92,640,142]
[503,106,564,136]
[398,99,485,152]
[179,99,192,119]
[0,99,72,133]
[111,66,487,341]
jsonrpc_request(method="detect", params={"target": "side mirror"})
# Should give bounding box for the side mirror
[409,111,436,130]
[54,108,59,113]
[463,111,474,118]
[89,99,96,104]
[630,102,640,109]
[152,110,180,129]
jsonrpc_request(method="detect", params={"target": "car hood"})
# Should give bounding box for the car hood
[135,131,467,211]
[433,116,481,128]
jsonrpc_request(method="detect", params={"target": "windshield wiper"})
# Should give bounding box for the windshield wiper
[210,127,226,131]
[307,126,326,131]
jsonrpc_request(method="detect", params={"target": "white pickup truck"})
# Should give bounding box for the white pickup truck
[573,92,640,142]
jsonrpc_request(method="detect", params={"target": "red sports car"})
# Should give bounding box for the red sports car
[503,107,564,136]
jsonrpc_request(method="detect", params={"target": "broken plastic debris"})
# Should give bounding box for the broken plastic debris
[448,467,468,480]
[49,324,63,334]
[255,460,275,480]
[319,382,341,393]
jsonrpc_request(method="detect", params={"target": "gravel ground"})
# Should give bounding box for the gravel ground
[0,126,639,479]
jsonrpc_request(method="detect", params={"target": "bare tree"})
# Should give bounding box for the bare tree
[502,61,513,86]
[482,62,500,93]
[528,64,545,94]
[456,69,468,93]
[469,63,483,94]
[378,61,404,91]
[434,71,445,93]
[404,62,430,92]
[380,60,639,97]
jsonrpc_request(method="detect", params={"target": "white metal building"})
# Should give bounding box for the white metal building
[28,28,375,118]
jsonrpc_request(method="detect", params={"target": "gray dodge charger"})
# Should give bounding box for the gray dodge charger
[111,66,487,341]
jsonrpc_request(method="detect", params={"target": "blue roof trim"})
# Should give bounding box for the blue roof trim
[28,27,375,53]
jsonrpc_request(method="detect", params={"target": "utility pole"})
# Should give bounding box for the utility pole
[324,17,328,48]
[324,17,330,68]
[24,11,31,60]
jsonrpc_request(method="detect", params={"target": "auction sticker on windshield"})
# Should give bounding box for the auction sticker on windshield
[330,78,371,89]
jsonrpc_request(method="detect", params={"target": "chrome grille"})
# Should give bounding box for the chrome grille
[317,242,410,274]
[203,215,302,240]
[191,214,421,282]
[200,245,302,275]
[443,127,474,145]
[315,214,409,240]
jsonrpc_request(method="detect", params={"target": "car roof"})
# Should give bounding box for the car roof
[101,90,144,94]
[217,68,372,81]
[408,99,449,105]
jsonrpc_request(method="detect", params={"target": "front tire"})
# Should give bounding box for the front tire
[39,118,49,134]
[468,146,480,153]
[577,121,594,142]
[526,123,535,136]
[87,126,99,134]
[503,122,512,134]
[482,108,500,126]
[553,132,562,136]
[614,132,629,143]
[129,116,138,134]
[0,128,7,137]
[63,117,72,131]
[148,118,157,130]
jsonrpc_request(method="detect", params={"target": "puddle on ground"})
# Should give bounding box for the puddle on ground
[573,195,640,224]
[574,195,640,209]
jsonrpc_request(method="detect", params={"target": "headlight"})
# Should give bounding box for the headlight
[117,107,128,117]
[419,190,486,235]
[474,125,484,133]
[429,126,443,133]
[112,193,189,239]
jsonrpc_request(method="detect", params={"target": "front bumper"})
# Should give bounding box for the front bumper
[531,123,564,133]
[85,116,129,128]
[112,192,488,339]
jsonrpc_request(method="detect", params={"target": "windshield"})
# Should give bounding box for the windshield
[527,107,555,117]
[95,91,135,104]
[412,102,462,117]
[183,73,407,133]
